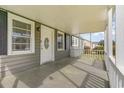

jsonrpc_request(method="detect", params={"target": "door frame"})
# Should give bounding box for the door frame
[40,25,55,65]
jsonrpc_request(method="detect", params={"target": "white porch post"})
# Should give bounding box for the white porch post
[104,27,109,70]
[108,8,113,57]
[104,27,108,54]
[106,8,115,88]
[116,6,124,73]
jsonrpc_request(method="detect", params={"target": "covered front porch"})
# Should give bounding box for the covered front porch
[0,55,109,88]
[1,5,124,88]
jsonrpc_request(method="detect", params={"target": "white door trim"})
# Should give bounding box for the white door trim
[40,25,55,65]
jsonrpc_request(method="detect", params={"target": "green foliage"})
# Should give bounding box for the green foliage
[98,40,104,46]
[93,45,104,50]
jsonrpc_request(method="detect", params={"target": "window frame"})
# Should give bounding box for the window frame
[8,13,35,55]
[72,36,79,47]
[57,31,65,51]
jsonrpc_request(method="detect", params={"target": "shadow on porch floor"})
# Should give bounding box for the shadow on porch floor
[0,57,109,88]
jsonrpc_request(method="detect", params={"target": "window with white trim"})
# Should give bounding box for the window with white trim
[72,36,79,47]
[57,31,65,51]
[8,13,35,55]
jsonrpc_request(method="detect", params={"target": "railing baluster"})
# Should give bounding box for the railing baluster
[82,49,104,60]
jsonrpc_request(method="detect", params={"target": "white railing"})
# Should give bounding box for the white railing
[82,49,104,60]
[70,48,104,60]
[105,54,124,88]
[70,48,124,87]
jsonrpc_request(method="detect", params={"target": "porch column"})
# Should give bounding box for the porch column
[116,6,124,73]
[104,27,108,54]
[108,8,113,57]
[104,26,110,72]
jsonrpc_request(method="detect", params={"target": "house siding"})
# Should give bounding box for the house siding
[0,10,71,78]
[55,31,71,60]
[0,22,41,77]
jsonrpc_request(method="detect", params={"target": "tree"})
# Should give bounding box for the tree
[98,40,104,46]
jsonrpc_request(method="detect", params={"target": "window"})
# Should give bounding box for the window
[8,13,35,55]
[12,20,31,51]
[72,36,79,47]
[57,31,65,51]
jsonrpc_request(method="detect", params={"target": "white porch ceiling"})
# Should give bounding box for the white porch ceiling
[1,5,108,35]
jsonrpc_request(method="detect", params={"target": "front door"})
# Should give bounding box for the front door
[40,25,54,64]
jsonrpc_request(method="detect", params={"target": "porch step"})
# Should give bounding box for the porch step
[84,74,109,88]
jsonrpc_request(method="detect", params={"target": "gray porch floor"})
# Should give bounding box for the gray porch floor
[0,57,109,88]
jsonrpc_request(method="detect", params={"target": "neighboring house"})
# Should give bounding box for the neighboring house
[83,39,91,49]
[0,9,83,77]
[92,42,99,49]
[82,39,94,49]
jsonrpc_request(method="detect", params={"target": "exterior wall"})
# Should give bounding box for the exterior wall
[55,31,70,60]
[0,22,41,77]
[0,10,72,77]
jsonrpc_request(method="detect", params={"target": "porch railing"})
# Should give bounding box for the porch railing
[70,48,104,60]
[82,49,104,60]
[105,54,124,88]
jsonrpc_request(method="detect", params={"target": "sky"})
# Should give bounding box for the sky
[80,32,104,42]
[80,30,115,42]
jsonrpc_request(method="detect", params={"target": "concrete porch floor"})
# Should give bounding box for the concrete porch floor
[0,57,109,88]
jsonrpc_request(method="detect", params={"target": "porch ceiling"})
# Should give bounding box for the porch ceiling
[1,5,108,35]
